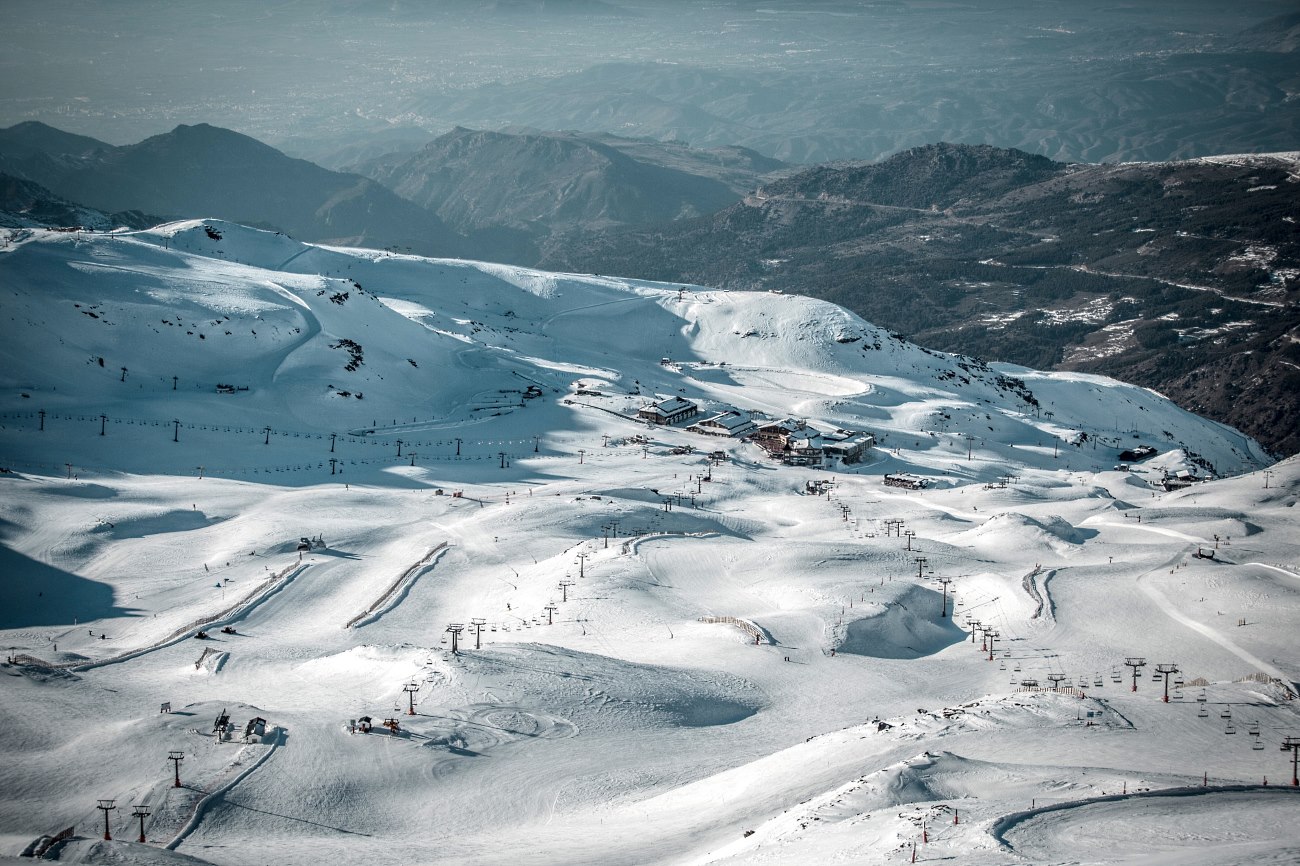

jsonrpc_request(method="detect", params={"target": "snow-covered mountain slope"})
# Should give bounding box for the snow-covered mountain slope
[0,221,1295,865]
[0,219,1269,479]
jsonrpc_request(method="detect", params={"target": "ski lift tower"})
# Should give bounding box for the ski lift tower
[96,799,116,841]
[1124,657,1147,692]
[985,629,999,662]
[168,751,185,788]
[131,804,151,843]
[1155,663,1180,702]
[1282,736,1300,787]
[1047,672,1068,691]
[445,623,464,654]
[937,576,952,617]
[402,682,419,715]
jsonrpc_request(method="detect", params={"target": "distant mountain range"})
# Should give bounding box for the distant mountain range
[0,121,773,263]
[0,122,460,255]
[2,123,1296,455]
[544,143,1300,456]
[347,126,787,262]
[398,11,1300,165]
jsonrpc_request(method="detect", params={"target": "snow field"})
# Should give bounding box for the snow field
[0,223,1296,864]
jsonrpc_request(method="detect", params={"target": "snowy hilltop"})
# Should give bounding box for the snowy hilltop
[0,221,1296,865]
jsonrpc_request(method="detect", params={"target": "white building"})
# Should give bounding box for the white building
[637,397,699,426]
[688,411,757,438]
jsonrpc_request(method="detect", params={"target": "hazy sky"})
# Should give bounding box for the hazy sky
[2,1,1293,163]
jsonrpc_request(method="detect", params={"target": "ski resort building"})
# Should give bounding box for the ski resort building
[752,419,824,466]
[637,397,699,426]
[821,429,875,464]
[751,419,874,466]
[1160,469,1204,491]
[687,411,757,438]
[884,473,928,490]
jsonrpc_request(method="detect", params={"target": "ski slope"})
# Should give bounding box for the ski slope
[0,222,1296,865]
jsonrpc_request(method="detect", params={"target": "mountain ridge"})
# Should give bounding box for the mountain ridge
[0,122,463,256]
[351,125,788,263]
[544,143,1300,456]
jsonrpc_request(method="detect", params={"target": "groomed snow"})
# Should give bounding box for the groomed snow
[0,221,1296,865]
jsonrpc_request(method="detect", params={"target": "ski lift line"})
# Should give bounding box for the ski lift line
[3,410,543,452]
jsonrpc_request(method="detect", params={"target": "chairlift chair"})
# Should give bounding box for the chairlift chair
[1225,723,1236,735]
[1253,737,1265,750]
[1198,705,1209,718]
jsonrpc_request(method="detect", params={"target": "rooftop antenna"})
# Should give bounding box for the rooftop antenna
[168,751,185,788]
[131,804,151,843]
[1124,657,1147,692]
[96,799,116,841]
[402,682,419,715]
[1154,663,1180,702]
